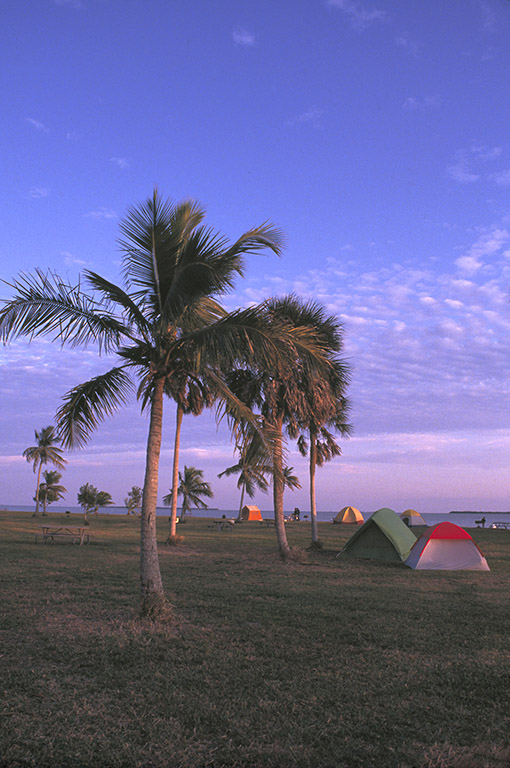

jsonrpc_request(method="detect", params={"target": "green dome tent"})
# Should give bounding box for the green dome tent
[340,508,417,563]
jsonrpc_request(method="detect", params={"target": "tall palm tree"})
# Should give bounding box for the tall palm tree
[294,344,352,547]
[166,364,216,543]
[164,465,213,517]
[37,469,67,516]
[218,431,271,521]
[0,190,287,618]
[227,296,333,560]
[23,427,67,517]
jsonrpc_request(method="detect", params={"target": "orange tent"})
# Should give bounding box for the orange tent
[333,506,364,524]
[241,505,263,521]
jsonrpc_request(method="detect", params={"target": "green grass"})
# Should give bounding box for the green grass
[1,511,509,768]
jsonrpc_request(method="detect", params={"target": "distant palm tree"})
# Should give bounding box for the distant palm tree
[282,465,301,492]
[23,427,67,517]
[125,486,142,516]
[164,465,213,517]
[36,469,67,516]
[0,190,286,618]
[218,431,271,521]
[77,483,113,524]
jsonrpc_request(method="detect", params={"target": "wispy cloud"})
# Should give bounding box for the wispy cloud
[84,207,117,220]
[491,169,510,186]
[26,118,49,133]
[327,0,386,29]
[232,27,255,46]
[288,106,325,127]
[395,33,420,56]
[402,95,439,111]
[27,187,50,199]
[447,152,479,184]
[61,251,88,267]
[448,144,505,184]
[110,157,130,170]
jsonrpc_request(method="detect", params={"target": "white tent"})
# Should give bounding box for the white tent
[400,509,426,526]
[405,522,489,571]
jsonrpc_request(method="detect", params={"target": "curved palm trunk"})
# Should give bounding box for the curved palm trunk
[140,376,167,618]
[272,414,291,560]
[309,428,319,544]
[167,404,183,541]
[32,462,43,518]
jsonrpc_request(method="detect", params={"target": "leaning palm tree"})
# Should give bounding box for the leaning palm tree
[23,427,67,517]
[164,465,213,517]
[0,190,288,618]
[37,469,67,516]
[227,296,334,560]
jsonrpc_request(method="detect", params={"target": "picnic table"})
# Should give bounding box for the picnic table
[36,526,90,545]
[491,522,510,530]
[260,519,275,527]
[208,519,235,532]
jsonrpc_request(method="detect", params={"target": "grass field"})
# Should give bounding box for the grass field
[1,511,509,768]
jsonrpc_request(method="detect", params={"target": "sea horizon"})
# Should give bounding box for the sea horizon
[3,504,510,529]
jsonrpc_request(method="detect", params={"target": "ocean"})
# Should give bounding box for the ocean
[2,505,510,529]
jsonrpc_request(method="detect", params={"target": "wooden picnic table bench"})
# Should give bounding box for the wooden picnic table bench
[259,519,275,527]
[208,519,235,532]
[35,526,90,545]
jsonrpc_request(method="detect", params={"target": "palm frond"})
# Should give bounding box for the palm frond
[84,271,152,340]
[0,269,127,352]
[56,366,134,448]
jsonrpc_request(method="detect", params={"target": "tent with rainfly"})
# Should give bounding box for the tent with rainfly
[333,506,364,525]
[400,509,427,526]
[405,521,490,570]
[341,508,417,563]
[240,505,263,521]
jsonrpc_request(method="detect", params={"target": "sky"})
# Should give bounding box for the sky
[2,0,510,514]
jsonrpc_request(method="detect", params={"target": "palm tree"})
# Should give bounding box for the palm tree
[164,465,213,517]
[294,342,352,547]
[77,483,113,524]
[0,190,287,618]
[23,427,67,517]
[166,365,216,543]
[125,486,142,516]
[36,470,67,516]
[282,465,301,492]
[218,431,271,521]
[226,296,333,560]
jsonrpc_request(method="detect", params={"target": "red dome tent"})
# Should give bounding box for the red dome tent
[405,522,489,571]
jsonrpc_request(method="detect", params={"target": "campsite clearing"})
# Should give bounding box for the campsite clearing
[1,511,509,768]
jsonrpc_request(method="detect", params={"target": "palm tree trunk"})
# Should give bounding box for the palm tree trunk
[272,414,291,560]
[167,404,183,542]
[309,429,319,544]
[42,492,48,517]
[237,483,246,521]
[32,462,43,517]
[140,376,168,618]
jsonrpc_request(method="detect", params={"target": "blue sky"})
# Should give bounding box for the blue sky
[2,0,510,514]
